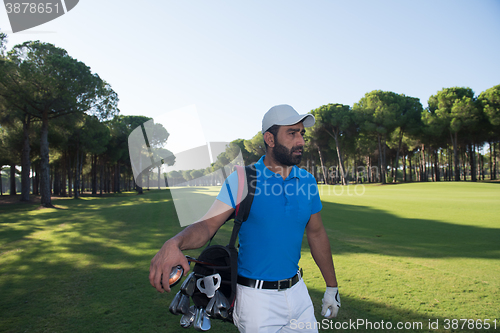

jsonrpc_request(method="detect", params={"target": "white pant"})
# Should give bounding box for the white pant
[233,279,318,333]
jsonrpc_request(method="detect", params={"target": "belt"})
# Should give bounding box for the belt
[237,269,302,291]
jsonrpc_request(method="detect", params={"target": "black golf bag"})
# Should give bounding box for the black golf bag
[170,164,256,327]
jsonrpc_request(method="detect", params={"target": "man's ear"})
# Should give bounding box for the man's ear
[263,131,275,148]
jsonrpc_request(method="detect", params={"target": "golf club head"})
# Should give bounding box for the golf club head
[180,305,196,328]
[203,309,211,331]
[205,295,217,317]
[196,273,221,298]
[169,291,183,315]
[193,307,204,331]
[160,265,184,289]
[214,291,230,320]
[180,272,197,296]
[169,265,184,287]
[176,293,191,315]
[213,305,228,321]
[200,309,211,331]
[193,307,211,331]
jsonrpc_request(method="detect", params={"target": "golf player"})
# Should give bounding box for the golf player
[149,104,341,332]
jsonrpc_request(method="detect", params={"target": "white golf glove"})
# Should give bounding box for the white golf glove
[321,287,341,318]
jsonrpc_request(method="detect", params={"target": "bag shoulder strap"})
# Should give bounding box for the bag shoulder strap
[228,164,256,249]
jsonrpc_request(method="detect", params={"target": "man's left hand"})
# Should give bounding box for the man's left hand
[321,287,341,318]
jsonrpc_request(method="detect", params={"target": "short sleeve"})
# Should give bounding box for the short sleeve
[216,170,238,209]
[310,181,323,215]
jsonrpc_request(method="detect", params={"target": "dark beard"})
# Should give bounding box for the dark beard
[272,140,303,166]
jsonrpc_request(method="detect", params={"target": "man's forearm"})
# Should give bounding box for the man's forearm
[308,230,338,287]
[169,221,212,251]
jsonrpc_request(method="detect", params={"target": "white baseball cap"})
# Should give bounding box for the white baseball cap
[262,104,315,133]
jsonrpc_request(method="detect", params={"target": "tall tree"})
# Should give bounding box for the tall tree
[353,90,401,183]
[478,84,500,180]
[428,87,477,181]
[390,96,423,182]
[310,104,354,185]
[244,132,266,158]
[232,138,259,165]
[0,120,25,194]
[3,41,118,207]
[111,115,151,194]
[0,32,35,201]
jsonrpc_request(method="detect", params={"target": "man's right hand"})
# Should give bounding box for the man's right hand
[149,240,191,293]
[149,200,234,292]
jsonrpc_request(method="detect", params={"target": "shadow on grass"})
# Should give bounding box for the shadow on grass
[0,189,497,332]
[320,201,500,259]
[0,190,238,333]
[308,288,462,333]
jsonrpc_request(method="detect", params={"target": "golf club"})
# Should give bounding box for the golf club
[169,291,182,315]
[160,265,184,289]
[205,294,217,317]
[180,272,197,296]
[194,307,211,331]
[176,293,191,315]
[180,305,196,328]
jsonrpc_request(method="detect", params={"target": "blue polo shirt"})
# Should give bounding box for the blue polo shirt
[216,156,322,281]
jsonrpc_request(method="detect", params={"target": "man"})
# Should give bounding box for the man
[149,104,340,332]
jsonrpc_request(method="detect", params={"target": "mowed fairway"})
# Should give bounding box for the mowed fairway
[301,182,500,332]
[0,182,499,332]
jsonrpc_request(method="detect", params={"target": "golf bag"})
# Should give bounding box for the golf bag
[170,164,256,328]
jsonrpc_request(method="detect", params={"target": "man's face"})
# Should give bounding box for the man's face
[271,123,306,166]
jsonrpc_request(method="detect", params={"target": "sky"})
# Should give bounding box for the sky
[1,0,500,145]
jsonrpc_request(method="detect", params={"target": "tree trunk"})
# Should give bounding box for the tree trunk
[317,146,328,185]
[462,146,467,181]
[403,152,407,182]
[433,149,440,181]
[493,142,497,180]
[92,154,97,195]
[409,153,413,181]
[390,156,395,179]
[80,150,84,195]
[326,130,347,185]
[480,147,484,181]
[451,131,460,181]
[394,129,403,183]
[364,156,368,183]
[448,147,452,181]
[9,164,16,195]
[53,167,59,196]
[39,111,53,207]
[33,163,39,196]
[115,161,121,193]
[67,150,73,197]
[74,143,80,199]
[61,151,67,197]
[420,144,426,182]
[157,166,161,189]
[21,113,31,201]
[469,142,476,182]
[99,156,104,196]
[430,150,435,182]
[383,136,388,184]
[377,134,386,184]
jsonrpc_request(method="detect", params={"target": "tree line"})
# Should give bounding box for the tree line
[1,34,499,206]
[305,87,500,185]
[169,87,499,186]
[0,34,124,206]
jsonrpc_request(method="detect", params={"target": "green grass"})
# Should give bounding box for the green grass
[301,182,500,332]
[0,182,499,332]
